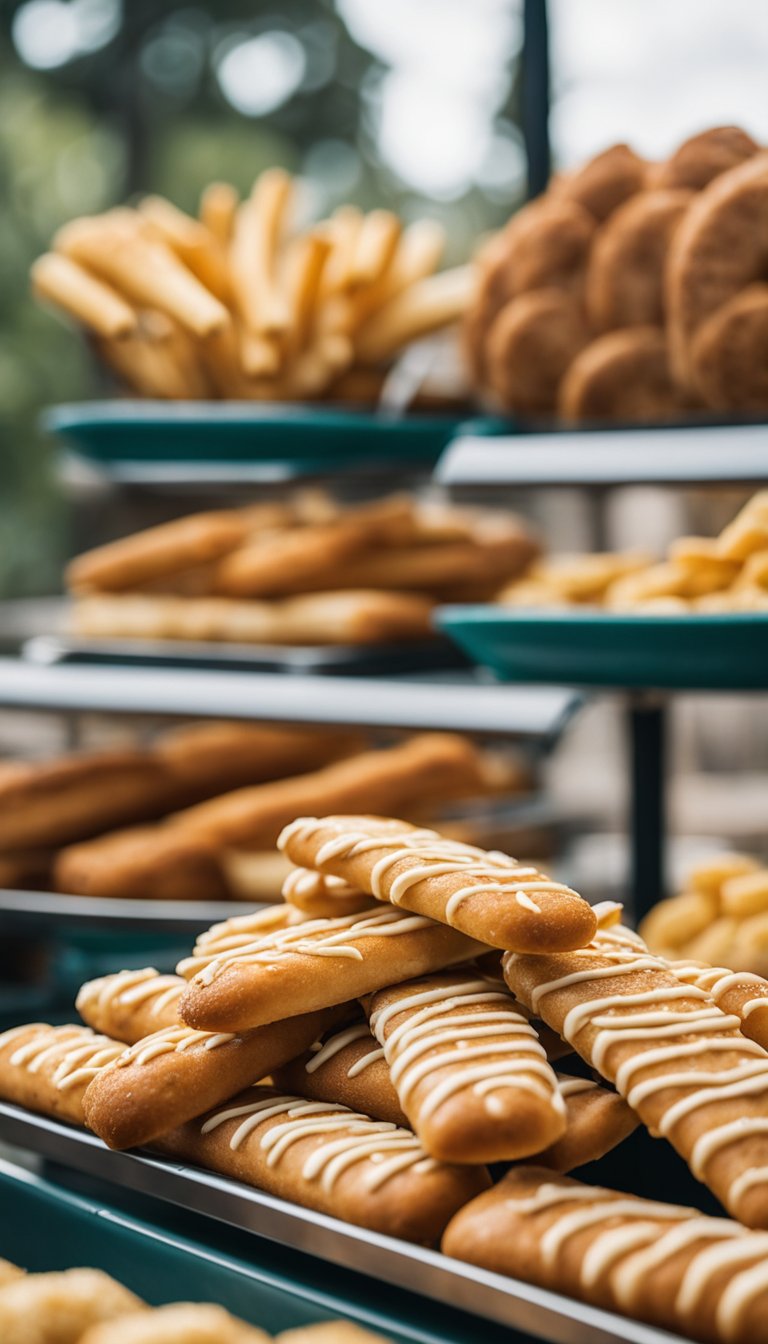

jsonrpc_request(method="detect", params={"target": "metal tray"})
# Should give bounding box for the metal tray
[0,888,257,936]
[0,1103,685,1344]
[437,607,768,691]
[24,633,469,678]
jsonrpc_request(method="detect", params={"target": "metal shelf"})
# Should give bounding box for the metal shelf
[0,658,581,744]
[436,422,768,488]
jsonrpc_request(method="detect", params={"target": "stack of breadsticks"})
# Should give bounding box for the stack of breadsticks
[66,490,538,647]
[498,489,768,613]
[31,169,472,406]
[466,125,768,421]
[642,850,768,974]
[9,816,768,1339]
[0,1261,390,1343]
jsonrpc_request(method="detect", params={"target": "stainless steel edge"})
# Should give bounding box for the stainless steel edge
[0,888,253,934]
[0,1104,686,1344]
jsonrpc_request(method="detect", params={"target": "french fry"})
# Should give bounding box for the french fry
[230,169,293,336]
[96,333,198,400]
[354,266,474,364]
[199,181,239,244]
[282,234,332,357]
[240,329,282,378]
[341,219,447,333]
[138,196,230,302]
[30,253,137,339]
[349,209,402,288]
[321,205,364,293]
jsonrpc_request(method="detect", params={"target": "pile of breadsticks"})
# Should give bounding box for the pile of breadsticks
[7,815,768,1341]
[466,125,768,421]
[31,169,472,405]
[0,1260,389,1343]
[66,490,538,648]
[642,849,768,975]
[499,488,768,613]
[51,733,527,902]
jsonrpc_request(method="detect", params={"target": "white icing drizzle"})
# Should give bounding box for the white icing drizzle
[200,1093,436,1193]
[283,868,362,904]
[612,1218,744,1308]
[556,1076,597,1098]
[2,1025,122,1090]
[80,968,184,1022]
[369,979,563,1120]
[117,1025,235,1066]
[305,1023,385,1079]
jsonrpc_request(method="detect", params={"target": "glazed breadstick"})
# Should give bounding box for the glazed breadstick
[273,1018,407,1127]
[504,926,768,1228]
[83,1005,342,1150]
[178,904,306,978]
[538,1074,639,1172]
[76,969,185,1042]
[79,1303,270,1344]
[0,1269,145,1344]
[670,959,768,1054]
[442,1166,768,1344]
[155,1085,489,1243]
[278,816,596,953]
[178,905,483,1032]
[0,1024,124,1124]
[282,867,371,918]
[363,972,566,1163]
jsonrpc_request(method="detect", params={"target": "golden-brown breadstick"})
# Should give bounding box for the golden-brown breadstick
[83,1005,342,1149]
[67,510,252,594]
[31,253,137,338]
[182,904,305,973]
[537,1074,639,1171]
[364,972,566,1163]
[0,1269,145,1344]
[0,1023,124,1124]
[669,959,768,1055]
[273,1017,407,1126]
[178,903,483,1033]
[282,867,371,918]
[213,520,372,599]
[504,925,768,1227]
[80,1303,270,1344]
[155,1085,490,1244]
[276,1325,391,1344]
[442,1166,768,1344]
[355,267,474,364]
[76,969,185,1042]
[219,848,295,901]
[278,815,597,953]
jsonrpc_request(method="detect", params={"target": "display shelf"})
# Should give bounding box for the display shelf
[0,1104,687,1344]
[0,888,253,936]
[436,421,768,488]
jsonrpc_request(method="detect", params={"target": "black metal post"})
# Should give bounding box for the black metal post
[522,0,551,197]
[627,694,667,922]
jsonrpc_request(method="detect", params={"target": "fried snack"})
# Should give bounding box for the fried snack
[498,196,596,296]
[155,1085,490,1244]
[538,1074,639,1172]
[720,870,768,919]
[199,181,239,243]
[667,152,768,388]
[230,168,293,336]
[273,1018,406,1126]
[363,972,566,1162]
[138,195,230,303]
[639,889,718,952]
[501,550,652,607]
[655,125,759,191]
[0,1024,124,1124]
[354,267,473,365]
[79,1303,270,1344]
[83,1006,342,1149]
[31,253,137,338]
[67,510,254,594]
[0,1268,145,1344]
[585,189,692,331]
[70,590,434,646]
[552,143,648,221]
[76,969,186,1041]
[558,326,688,424]
[503,925,768,1227]
[485,288,588,414]
[690,283,768,409]
[442,1166,768,1344]
[689,851,762,898]
[283,867,371,918]
[178,904,482,1032]
[716,491,768,562]
[277,815,597,954]
[295,536,537,596]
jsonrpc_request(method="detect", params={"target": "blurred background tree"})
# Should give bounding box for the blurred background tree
[0,0,527,596]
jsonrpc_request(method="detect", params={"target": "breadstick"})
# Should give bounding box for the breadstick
[55,825,229,902]
[0,1269,145,1344]
[31,253,137,338]
[0,1024,124,1124]
[354,267,474,364]
[80,1303,270,1344]
[503,925,768,1227]
[179,904,305,977]
[220,848,295,901]
[291,537,536,595]
[83,1005,342,1149]
[0,847,53,889]
[155,1085,489,1243]
[67,509,253,594]
[670,960,768,1055]
[276,1325,391,1344]
[213,520,373,599]
[443,1166,768,1344]
[76,968,186,1042]
[277,815,597,953]
[363,972,566,1163]
[282,867,371,918]
[178,905,484,1032]
[537,1074,639,1172]
[273,1017,407,1126]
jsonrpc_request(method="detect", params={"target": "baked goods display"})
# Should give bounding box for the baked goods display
[0,1262,389,1343]
[31,169,471,406]
[66,492,538,646]
[498,489,768,613]
[464,125,768,421]
[641,850,768,973]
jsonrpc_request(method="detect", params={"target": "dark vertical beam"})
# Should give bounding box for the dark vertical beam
[521,0,551,198]
[627,695,667,921]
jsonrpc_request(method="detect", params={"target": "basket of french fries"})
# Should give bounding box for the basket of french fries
[31,169,474,432]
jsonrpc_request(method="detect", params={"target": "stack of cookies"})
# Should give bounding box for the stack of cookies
[6,814,768,1341]
[465,125,768,421]
[642,850,768,974]
[67,492,538,647]
[498,489,768,613]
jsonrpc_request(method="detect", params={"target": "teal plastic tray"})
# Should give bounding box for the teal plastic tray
[44,401,465,474]
[436,608,768,691]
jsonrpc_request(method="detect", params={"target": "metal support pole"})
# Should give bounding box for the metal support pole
[522,0,551,197]
[627,694,667,922]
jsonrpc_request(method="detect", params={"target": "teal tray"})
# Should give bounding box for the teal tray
[44,401,465,475]
[436,608,768,691]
